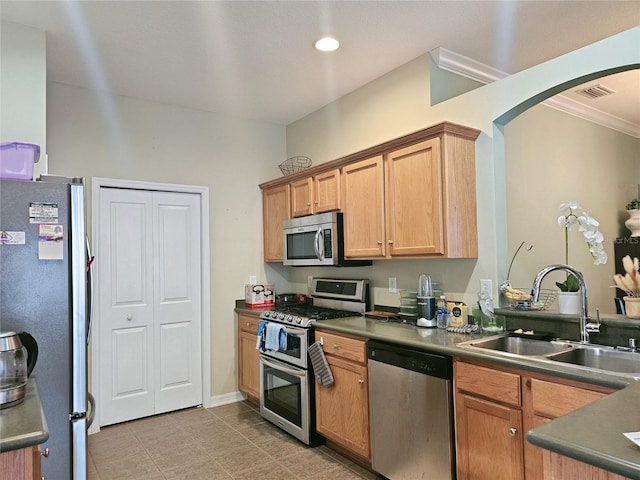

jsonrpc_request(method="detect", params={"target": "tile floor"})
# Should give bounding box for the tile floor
[88,400,379,479]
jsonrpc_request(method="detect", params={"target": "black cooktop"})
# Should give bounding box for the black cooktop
[275,304,361,320]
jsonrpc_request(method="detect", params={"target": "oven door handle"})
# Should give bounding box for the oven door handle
[263,322,306,337]
[284,327,306,336]
[261,356,308,378]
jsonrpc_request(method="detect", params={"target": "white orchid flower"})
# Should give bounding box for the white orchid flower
[558,201,607,266]
[559,201,581,214]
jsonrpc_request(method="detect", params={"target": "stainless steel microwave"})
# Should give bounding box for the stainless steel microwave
[282,212,372,267]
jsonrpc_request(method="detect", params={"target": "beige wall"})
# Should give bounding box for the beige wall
[285,28,640,314]
[505,104,639,312]
[46,82,287,399]
[0,21,47,177]
[4,20,638,404]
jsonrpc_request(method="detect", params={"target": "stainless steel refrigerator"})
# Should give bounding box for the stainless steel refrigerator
[0,177,89,479]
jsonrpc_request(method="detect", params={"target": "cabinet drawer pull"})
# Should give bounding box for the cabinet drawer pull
[358,379,365,384]
[509,427,517,436]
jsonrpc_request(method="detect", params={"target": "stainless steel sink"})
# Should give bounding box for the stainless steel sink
[546,347,640,374]
[459,335,574,356]
[457,334,640,378]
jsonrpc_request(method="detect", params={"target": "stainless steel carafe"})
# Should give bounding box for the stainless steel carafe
[0,331,38,408]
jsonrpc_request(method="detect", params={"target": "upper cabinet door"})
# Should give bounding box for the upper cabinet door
[386,138,444,256]
[342,156,386,258]
[314,169,341,214]
[263,184,290,262]
[290,177,314,217]
[291,170,341,217]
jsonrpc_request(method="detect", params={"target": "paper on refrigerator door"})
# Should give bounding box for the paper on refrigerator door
[38,224,64,260]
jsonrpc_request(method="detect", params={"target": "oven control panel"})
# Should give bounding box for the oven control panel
[261,310,307,326]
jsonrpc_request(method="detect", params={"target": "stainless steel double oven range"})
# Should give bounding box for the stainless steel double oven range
[258,278,370,445]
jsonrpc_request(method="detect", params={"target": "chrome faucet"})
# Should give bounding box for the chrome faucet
[531,264,599,344]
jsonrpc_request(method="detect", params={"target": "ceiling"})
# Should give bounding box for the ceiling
[0,1,639,128]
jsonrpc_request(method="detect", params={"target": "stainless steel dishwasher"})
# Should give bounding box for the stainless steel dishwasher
[368,340,455,480]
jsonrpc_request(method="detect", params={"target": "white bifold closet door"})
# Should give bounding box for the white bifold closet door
[98,188,202,426]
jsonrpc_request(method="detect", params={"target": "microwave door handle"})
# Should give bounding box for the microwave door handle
[314,227,324,261]
[260,356,307,378]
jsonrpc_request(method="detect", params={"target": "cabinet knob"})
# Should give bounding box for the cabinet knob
[358,379,365,384]
[377,240,383,245]
[314,201,319,205]
[387,240,393,244]
[509,427,517,436]
[333,343,340,349]
[41,447,50,457]
[525,378,531,388]
[126,313,133,321]
[307,202,311,207]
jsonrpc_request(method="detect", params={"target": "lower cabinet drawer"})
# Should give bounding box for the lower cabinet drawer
[455,361,521,407]
[529,378,607,418]
[314,330,367,363]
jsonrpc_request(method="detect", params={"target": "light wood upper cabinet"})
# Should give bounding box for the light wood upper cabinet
[262,184,291,262]
[342,156,386,258]
[342,137,460,259]
[259,122,480,261]
[314,169,341,213]
[291,169,341,217]
[385,138,444,257]
[342,131,478,260]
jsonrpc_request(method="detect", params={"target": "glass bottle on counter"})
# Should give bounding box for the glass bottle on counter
[436,295,449,329]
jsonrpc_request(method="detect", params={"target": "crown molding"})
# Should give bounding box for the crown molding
[431,47,639,138]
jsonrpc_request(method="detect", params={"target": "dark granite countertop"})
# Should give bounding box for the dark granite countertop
[0,378,49,452]
[235,302,640,477]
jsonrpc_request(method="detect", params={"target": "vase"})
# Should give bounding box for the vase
[625,209,640,237]
[557,291,581,315]
[624,296,640,319]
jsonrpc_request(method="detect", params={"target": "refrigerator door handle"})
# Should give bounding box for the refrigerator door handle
[86,236,94,345]
[70,182,87,415]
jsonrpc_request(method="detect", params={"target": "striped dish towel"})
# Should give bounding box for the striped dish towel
[307,341,334,387]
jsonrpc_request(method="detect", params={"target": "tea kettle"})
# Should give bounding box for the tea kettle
[0,331,38,408]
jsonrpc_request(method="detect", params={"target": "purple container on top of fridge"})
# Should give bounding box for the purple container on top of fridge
[0,142,40,180]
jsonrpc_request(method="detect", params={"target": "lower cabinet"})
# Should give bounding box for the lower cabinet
[0,445,42,480]
[237,313,261,403]
[314,329,370,461]
[454,358,623,480]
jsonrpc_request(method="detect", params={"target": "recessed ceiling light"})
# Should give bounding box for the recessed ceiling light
[314,37,340,52]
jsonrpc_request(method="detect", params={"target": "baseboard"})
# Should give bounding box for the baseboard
[209,391,246,407]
